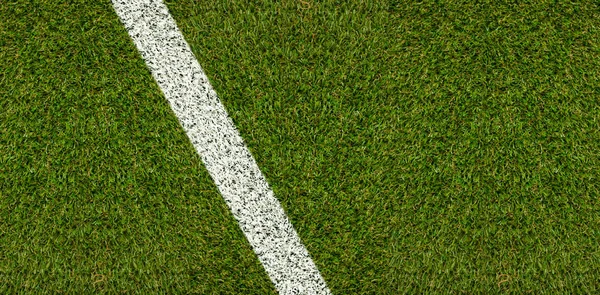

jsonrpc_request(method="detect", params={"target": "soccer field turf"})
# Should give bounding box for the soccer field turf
[2,0,600,293]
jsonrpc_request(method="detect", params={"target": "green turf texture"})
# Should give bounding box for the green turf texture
[0,1,276,293]
[2,0,600,294]
[165,0,600,294]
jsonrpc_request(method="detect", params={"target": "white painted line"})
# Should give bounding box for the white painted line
[110,1,331,294]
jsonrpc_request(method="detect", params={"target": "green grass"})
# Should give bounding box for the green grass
[2,0,600,294]
[0,1,275,293]
[167,0,600,293]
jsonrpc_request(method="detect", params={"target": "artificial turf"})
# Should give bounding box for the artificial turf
[0,1,275,293]
[166,0,600,293]
[2,0,600,294]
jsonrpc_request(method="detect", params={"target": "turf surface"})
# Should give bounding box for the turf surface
[2,0,600,294]
[0,1,275,293]
[167,0,600,293]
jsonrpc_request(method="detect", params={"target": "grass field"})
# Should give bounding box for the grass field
[2,0,600,294]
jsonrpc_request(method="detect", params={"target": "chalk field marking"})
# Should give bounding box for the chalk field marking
[111,0,330,294]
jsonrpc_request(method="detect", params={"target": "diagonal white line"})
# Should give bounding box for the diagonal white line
[110,0,331,294]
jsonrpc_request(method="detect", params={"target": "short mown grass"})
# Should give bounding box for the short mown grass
[2,0,600,294]
[0,0,275,293]
[166,0,600,294]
